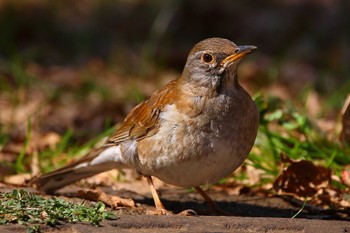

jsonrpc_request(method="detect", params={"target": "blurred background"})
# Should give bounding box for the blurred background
[0,0,349,180]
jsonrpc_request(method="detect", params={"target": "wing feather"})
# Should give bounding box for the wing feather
[107,80,178,144]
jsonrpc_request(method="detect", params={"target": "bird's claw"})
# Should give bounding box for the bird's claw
[146,208,174,215]
[177,209,197,216]
[146,208,197,216]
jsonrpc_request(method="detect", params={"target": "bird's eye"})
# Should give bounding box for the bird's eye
[202,53,213,63]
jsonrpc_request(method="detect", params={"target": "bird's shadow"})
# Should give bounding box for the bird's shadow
[58,186,347,220]
[134,195,345,220]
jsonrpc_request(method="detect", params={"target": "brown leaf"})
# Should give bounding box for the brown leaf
[273,160,331,197]
[77,187,135,208]
[4,173,32,185]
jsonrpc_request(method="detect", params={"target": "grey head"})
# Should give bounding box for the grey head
[181,37,256,92]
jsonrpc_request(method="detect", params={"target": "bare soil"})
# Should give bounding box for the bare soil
[1,183,349,233]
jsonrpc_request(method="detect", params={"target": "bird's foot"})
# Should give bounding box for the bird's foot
[177,209,197,216]
[146,208,174,215]
[146,208,196,216]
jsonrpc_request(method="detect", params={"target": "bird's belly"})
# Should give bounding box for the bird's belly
[153,140,246,187]
[138,125,255,188]
[137,99,258,188]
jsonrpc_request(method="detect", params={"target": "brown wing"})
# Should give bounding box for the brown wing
[106,80,178,145]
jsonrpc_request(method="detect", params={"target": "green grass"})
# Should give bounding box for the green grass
[15,118,32,174]
[0,125,9,151]
[0,189,116,232]
[291,198,308,218]
[38,125,116,174]
[244,93,350,187]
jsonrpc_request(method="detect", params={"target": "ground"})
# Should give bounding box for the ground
[1,179,349,232]
[2,215,349,233]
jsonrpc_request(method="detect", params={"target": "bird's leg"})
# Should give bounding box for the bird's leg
[146,176,166,211]
[195,186,230,215]
[146,176,196,216]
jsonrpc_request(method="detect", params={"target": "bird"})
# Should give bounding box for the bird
[30,37,259,215]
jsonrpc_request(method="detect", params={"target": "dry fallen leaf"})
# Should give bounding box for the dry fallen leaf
[77,187,135,208]
[4,173,32,186]
[273,160,331,197]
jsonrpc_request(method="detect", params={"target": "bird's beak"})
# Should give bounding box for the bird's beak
[221,45,257,66]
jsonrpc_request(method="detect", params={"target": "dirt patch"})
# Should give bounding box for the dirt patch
[1,184,349,232]
[1,215,349,233]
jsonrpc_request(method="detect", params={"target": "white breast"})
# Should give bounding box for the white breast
[137,92,258,188]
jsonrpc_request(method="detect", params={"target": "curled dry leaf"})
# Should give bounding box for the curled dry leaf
[77,187,135,208]
[273,160,331,197]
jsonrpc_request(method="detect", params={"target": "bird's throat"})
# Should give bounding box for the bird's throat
[216,70,239,94]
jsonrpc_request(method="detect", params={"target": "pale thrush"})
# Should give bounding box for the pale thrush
[31,37,259,215]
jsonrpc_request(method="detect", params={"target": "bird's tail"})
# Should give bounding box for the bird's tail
[30,145,129,193]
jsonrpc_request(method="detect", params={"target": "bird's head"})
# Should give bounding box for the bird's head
[181,38,256,92]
